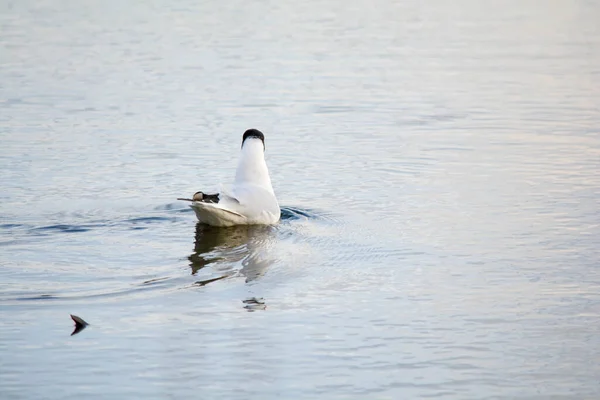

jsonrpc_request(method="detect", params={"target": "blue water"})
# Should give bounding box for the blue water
[2,0,600,398]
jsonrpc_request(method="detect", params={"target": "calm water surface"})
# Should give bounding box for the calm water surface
[1,0,600,398]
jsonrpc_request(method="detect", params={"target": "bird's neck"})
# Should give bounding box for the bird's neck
[234,140,273,192]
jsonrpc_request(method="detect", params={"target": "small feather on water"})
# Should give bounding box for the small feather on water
[70,314,89,336]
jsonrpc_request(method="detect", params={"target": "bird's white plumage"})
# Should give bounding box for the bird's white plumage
[190,135,280,227]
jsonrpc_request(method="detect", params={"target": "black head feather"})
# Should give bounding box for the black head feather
[242,129,265,149]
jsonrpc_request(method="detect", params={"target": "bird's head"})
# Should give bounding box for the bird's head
[242,129,265,150]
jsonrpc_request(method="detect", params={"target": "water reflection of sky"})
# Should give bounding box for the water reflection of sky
[1,0,600,398]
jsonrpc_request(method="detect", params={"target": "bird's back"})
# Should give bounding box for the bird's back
[187,130,280,227]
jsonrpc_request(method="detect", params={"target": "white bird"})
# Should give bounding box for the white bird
[178,129,281,227]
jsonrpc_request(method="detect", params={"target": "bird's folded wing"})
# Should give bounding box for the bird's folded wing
[191,200,244,218]
[218,185,241,204]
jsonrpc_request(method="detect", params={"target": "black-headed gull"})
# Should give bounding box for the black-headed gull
[179,129,280,226]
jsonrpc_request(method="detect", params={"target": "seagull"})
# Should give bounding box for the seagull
[178,129,280,227]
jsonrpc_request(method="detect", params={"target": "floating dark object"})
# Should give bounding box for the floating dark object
[70,314,89,336]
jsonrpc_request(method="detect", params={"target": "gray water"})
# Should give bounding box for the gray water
[2,0,600,398]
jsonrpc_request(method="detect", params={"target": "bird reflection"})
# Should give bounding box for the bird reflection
[188,223,277,286]
[242,297,266,312]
